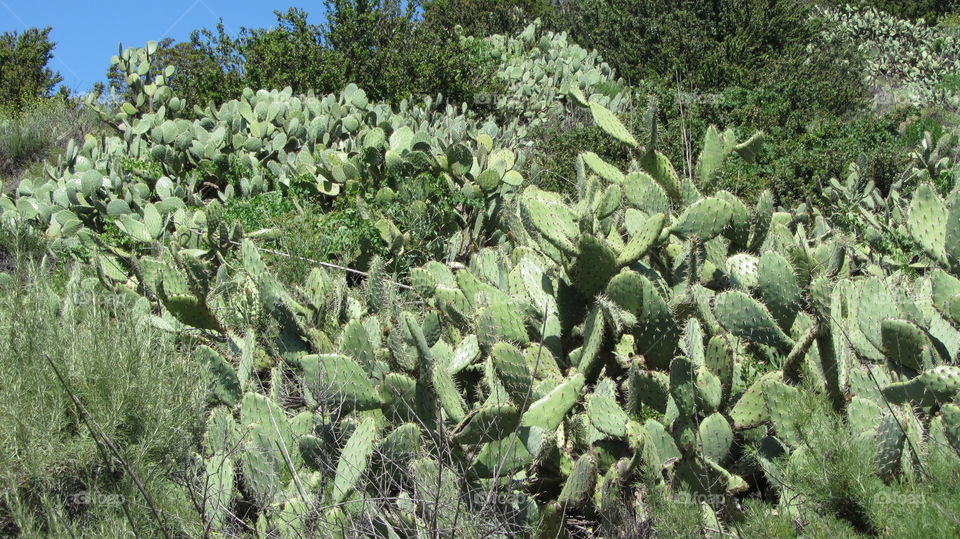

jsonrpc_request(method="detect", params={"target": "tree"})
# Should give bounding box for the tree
[322,0,495,104]
[0,27,64,112]
[104,4,494,111]
[422,0,555,38]
[241,8,345,96]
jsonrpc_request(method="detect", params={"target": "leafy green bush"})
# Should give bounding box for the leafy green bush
[119,5,497,111]
[0,27,64,113]
[557,0,861,98]
[422,0,556,38]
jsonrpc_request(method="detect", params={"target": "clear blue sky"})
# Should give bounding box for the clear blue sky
[0,0,324,93]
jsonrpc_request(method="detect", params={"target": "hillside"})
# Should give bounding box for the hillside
[2,2,960,537]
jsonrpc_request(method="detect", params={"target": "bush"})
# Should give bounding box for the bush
[0,261,206,536]
[120,5,497,111]
[0,27,64,113]
[557,0,853,92]
[422,0,555,38]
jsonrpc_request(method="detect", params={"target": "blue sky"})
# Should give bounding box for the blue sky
[0,0,324,93]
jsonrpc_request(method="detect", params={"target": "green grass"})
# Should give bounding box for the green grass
[0,97,96,190]
[734,386,960,537]
[0,255,207,537]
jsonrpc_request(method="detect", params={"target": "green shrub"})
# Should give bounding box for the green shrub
[422,0,556,38]
[0,27,64,113]
[121,5,498,111]
[0,261,206,536]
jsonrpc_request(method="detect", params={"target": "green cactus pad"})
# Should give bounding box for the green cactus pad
[881,366,960,407]
[748,190,774,253]
[881,318,933,372]
[695,366,723,415]
[197,345,241,407]
[558,452,599,508]
[856,277,899,354]
[587,388,629,438]
[618,213,665,267]
[606,270,644,317]
[670,356,697,419]
[730,371,782,429]
[477,300,530,349]
[627,368,671,415]
[451,404,521,444]
[941,404,960,456]
[705,336,734,405]
[589,101,638,148]
[757,251,801,331]
[643,419,682,468]
[332,417,378,504]
[582,151,626,184]
[847,396,884,436]
[433,359,467,423]
[698,412,734,464]
[640,150,682,202]
[874,414,905,481]
[339,319,377,373]
[242,424,284,505]
[578,307,607,377]
[633,276,679,370]
[521,372,586,432]
[302,354,381,412]
[764,381,802,447]
[946,192,960,271]
[907,183,948,264]
[492,342,535,407]
[714,291,794,352]
[623,172,670,215]
[519,186,579,256]
[931,270,960,325]
[669,197,733,241]
[449,334,481,374]
[569,235,619,298]
[472,432,533,478]
[378,372,418,422]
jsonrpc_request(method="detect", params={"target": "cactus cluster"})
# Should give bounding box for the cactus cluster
[4,22,960,538]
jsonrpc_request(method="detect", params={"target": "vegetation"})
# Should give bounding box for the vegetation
[3,2,960,537]
[0,27,65,113]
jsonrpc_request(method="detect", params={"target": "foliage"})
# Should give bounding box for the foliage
[422,0,555,38]
[109,6,496,111]
[0,260,206,537]
[7,12,960,537]
[838,0,960,22]
[0,97,97,189]
[557,0,852,94]
[0,27,65,113]
[820,4,960,111]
